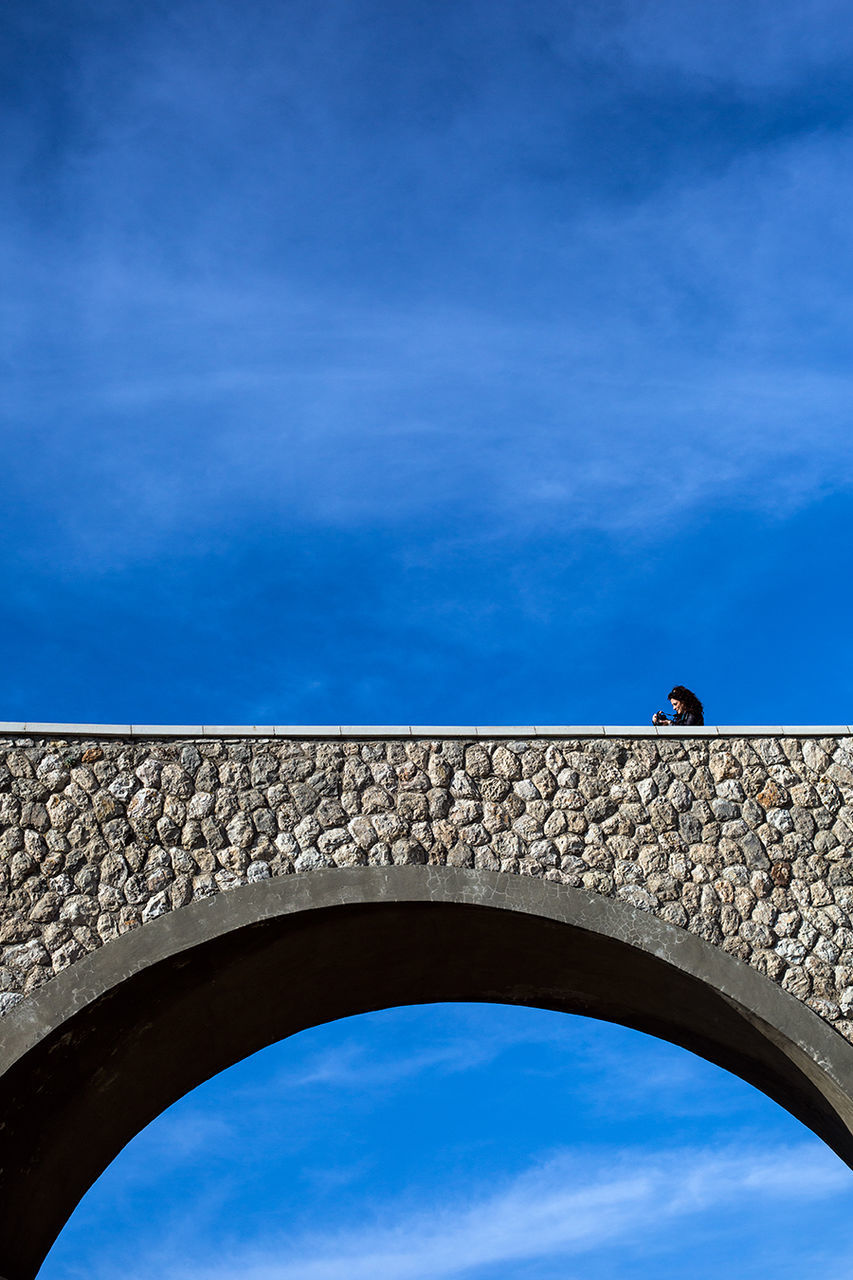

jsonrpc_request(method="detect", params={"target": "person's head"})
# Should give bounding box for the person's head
[668,685,703,716]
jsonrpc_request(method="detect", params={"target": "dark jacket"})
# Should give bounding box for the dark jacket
[673,709,704,725]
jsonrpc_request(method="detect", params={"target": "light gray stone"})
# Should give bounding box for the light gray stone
[0,728,851,1056]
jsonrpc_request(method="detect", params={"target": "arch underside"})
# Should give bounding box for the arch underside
[2,867,853,1280]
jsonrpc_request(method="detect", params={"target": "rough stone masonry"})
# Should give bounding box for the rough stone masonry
[1,730,853,1041]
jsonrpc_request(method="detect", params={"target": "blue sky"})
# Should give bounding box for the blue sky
[41,1006,853,1280]
[5,1,853,1275]
[4,0,853,726]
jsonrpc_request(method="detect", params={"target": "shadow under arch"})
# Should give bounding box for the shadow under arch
[3,865,853,1280]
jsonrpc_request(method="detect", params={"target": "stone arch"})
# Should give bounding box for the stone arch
[2,866,853,1280]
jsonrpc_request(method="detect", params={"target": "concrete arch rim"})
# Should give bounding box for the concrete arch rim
[3,864,851,1086]
[3,865,853,1279]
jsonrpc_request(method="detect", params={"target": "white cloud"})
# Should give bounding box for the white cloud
[276,1038,492,1090]
[7,263,853,563]
[116,1143,850,1280]
[96,1110,236,1192]
[240,1015,571,1096]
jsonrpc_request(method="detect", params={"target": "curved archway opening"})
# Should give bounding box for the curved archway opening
[3,867,853,1280]
[39,1002,853,1280]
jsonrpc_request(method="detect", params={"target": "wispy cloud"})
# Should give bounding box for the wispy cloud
[107,1143,851,1280]
[270,1012,580,1089]
[273,1038,494,1091]
[6,256,853,571]
[577,0,853,87]
[260,1016,777,1127]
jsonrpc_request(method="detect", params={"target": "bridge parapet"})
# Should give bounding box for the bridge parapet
[1,726,852,1040]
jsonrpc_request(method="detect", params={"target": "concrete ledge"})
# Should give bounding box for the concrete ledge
[410,726,482,737]
[476,725,538,737]
[130,724,205,736]
[200,725,278,737]
[534,725,606,736]
[339,725,412,737]
[782,726,851,736]
[0,722,850,739]
[602,725,662,737]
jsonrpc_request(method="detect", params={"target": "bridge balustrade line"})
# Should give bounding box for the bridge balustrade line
[0,721,852,736]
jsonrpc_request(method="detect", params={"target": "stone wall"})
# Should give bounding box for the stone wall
[1,731,852,1040]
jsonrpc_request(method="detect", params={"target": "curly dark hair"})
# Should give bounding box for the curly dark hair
[668,686,704,718]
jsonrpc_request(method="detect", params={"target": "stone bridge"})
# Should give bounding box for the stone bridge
[2,722,853,1279]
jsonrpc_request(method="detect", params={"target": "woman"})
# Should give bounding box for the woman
[653,685,704,726]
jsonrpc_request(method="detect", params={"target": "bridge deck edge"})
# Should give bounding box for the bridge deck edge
[0,723,850,739]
